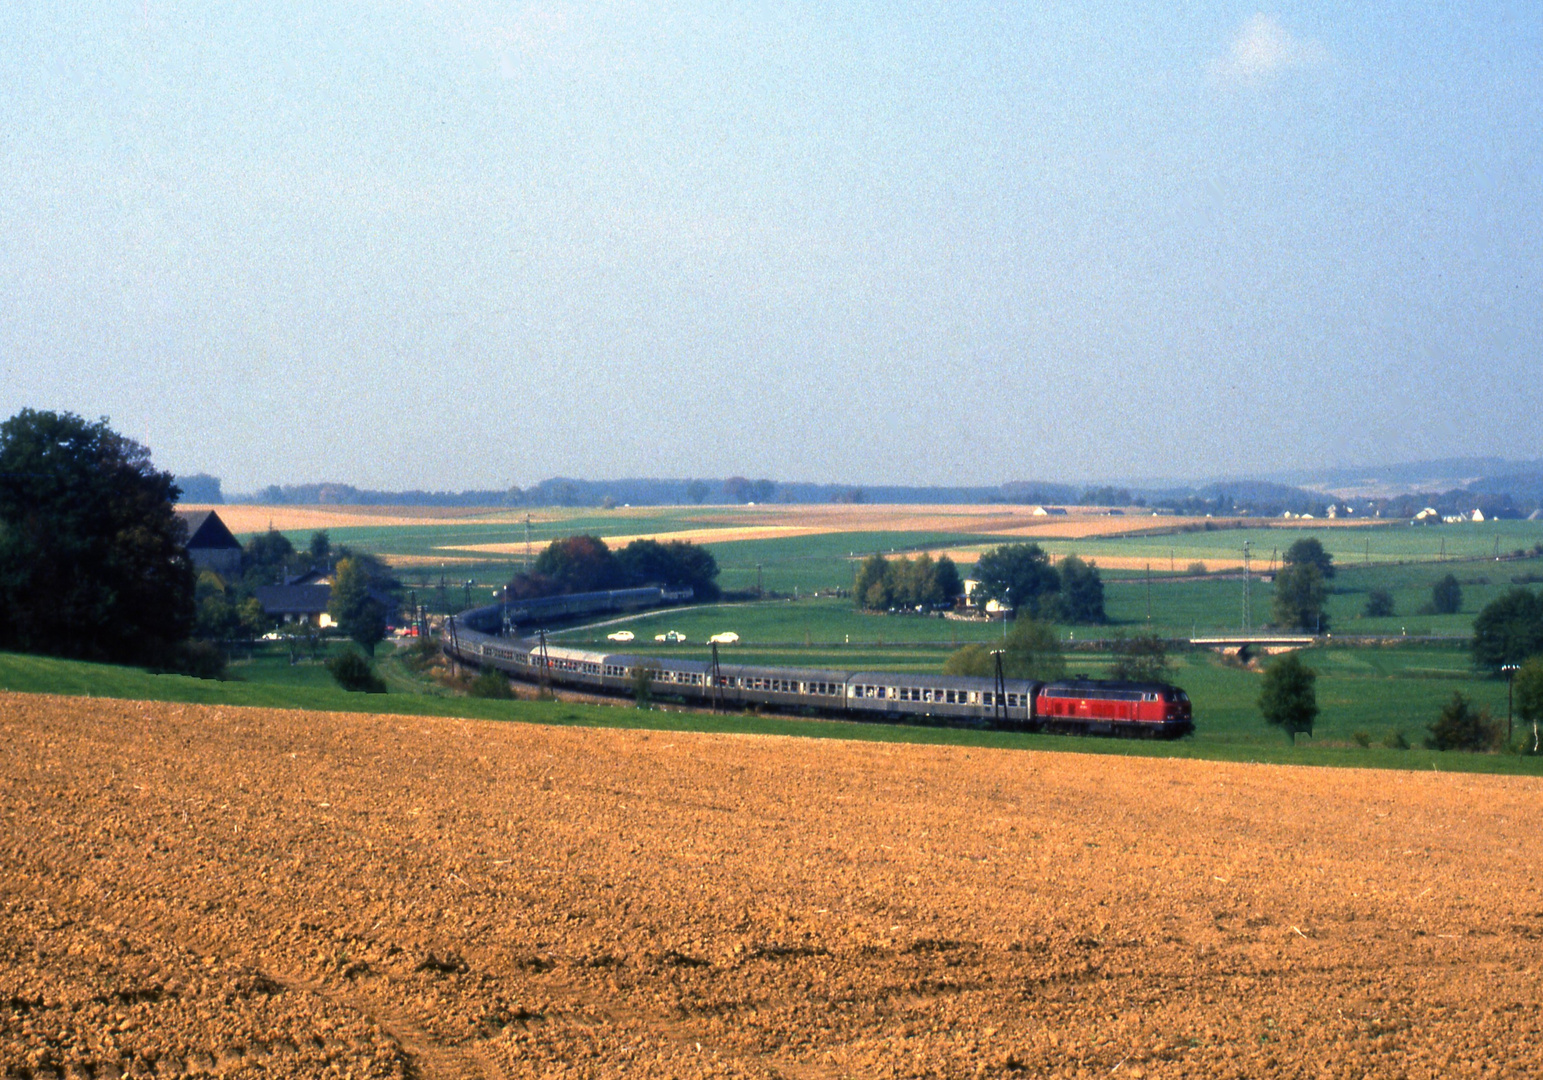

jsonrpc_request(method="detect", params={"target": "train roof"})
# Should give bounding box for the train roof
[716,663,852,682]
[848,671,1041,692]
[1042,678,1180,693]
[597,652,715,674]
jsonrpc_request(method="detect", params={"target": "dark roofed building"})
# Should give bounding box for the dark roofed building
[176,509,242,581]
[254,583,333,627]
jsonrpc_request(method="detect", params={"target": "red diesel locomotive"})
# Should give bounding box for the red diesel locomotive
[1033,680,1192,736]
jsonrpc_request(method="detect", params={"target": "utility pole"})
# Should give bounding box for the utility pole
[524,513,532,574]
[1145,562,1152,623]
[1241,540,1252,631]
[537,629,551,697]
[992,649,1007,728]
[1503,664,1520,746]
[711,641,724,713]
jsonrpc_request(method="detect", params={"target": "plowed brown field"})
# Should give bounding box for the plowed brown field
[4,694,1540,1079]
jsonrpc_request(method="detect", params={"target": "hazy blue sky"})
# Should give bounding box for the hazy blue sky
[1,3,1538,490]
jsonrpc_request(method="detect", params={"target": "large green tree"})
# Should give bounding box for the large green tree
[615,539,720,599]
[1514,656,1543,754]
[533,534,621,593]
[329,557,387,655]
[1282,537,1335,580]
[853,552,963,611]
[854,553,892,609]
[1057,555,1106,624]
[1431,573,1462,615]
[0,409,194,664]
[1471,588,1543,673]
[242,528,297,588]
[1272,562,1327,632]
[933,555,963,605]
[972,543,1061,618]
[1258,653,1318,744]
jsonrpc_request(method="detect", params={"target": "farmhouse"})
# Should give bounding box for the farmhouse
[176,509,242,580]
[254,583,334,628]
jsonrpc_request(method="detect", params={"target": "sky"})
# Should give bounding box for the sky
[0,3,1539,491]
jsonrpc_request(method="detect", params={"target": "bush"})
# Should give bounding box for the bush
[399,635,442,674]
[152,639,228,681]
[943,619,1067,681]
[631,661,657,705]
[1363,589,1395,618]
[469,668,514,699]
[1382,729,1410,750]
[1186,562,1208,576]
[1424,692,1499,751]
[1351,730,1371,748]
[326,648,387,693]
[1110,631,1171,682]
[1431,574,1462,616]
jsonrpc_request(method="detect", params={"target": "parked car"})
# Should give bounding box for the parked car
[607,630,635,642]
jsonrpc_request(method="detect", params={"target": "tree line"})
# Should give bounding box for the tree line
[506,535,719,601]
[853,553,962,611]
[854,543,1107,624]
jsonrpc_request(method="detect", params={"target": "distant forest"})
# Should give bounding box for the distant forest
[174,465,1543,518]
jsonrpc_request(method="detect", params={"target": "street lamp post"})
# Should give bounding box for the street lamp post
[1503,664,1520,746]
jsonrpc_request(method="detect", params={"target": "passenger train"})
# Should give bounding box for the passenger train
[442,598,1193,739]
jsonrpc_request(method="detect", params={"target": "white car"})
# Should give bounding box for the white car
[708,631,740,644]
[607,630,635,642]
[654,630,687,643]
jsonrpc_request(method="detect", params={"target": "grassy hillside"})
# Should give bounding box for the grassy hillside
[3,639,1538,776]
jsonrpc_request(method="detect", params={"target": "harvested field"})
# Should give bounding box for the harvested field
[176,505,540,534]
[4,693,1540,1079]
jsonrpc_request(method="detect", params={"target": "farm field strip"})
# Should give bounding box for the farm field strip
[3,693,1541,1079]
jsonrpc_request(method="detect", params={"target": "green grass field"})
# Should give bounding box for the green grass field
[59,510,1527,776]
[243,510,1543,627]
[1041,519,1543,568]
[4,632,1539,776]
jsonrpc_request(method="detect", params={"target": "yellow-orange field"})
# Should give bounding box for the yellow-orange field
[3,694,1540,1079]
[186,503,1371,572]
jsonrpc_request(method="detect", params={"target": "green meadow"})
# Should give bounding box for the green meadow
[4,630,1538,776]
[9,511,1533,775]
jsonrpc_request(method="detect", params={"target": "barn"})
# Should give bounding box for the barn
[176,510,242,581]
